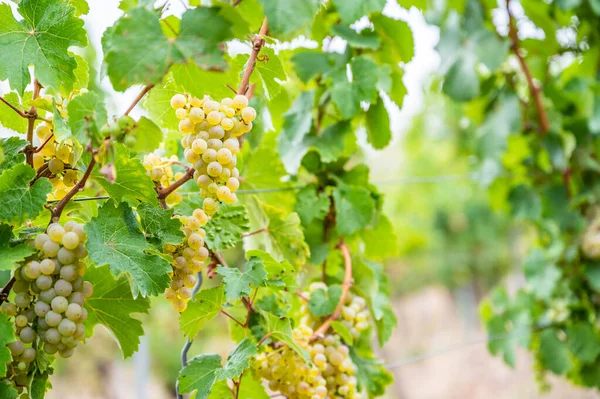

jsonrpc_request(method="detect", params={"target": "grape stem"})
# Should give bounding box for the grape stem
[0,277,16,305]
[123,84,155,116]
[237,18,269,95]
[506,0,550,134]
[25,79,43,167]
[34,133,55,153]
[49,154,97,223]
[310,238,353,341]
[241,227,267,238]
[156,167,195,200]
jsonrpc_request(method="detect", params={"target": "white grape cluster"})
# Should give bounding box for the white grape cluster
[163,208,210,312]
[253,324,359,399]
[301,283,370,340]
[32,120,78,201]
[170,93,256,215]
[1,221,93,386]
[143,152,185,206]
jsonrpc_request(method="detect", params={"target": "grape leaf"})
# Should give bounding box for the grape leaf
[333,182,375,235]
[331,25,380,50]
[260,311,308,359]
[375,306,397,347]
[64,53,90,95]
[523,250,561,300]
[277,90,315,173]
[180,286,225,338]
[84,264,150,358]
[204,204,250,252]
[567,323,600,364]
[291,51,340,83]
[0,380,17,399]
[0,0,87,95]
[237,370,269,399]
[30,373,51,399]
[137,203,184,250]
[144,75,184,131]
[372,13,414,64]
[540,328,572,375]
[332,0,386,24]
[331,321,353,345]
[0,92,29,133]
[295,185,330,225]
[365,95,392,150]
[215,338,257,380]
[207,380,231,399]
[362,214,399,260]
[85,202,171,298]
[309,121,352,162]
[331,56,379,119]
[246,249,297,290]
[243,200,309,268]
[94,143,159,207]
[0,224,35,271]
[0,313,16,376]
[349,347,394,396]
[253,47,286,100]
[102,7,235,91]
[177,354,223,398]
[70,0,89,15]
[0,164,52,225]
[257,0,320,37]
[308,285,342,317]
[171,61,239,102]
[0,137,28,173]
[216,258,268,301]
[129,116,163,154]
[65,91,108,144]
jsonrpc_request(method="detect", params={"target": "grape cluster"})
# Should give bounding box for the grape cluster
[253,324,359,399]
[582,217,600,259]
[32,120,78,201]
[1,221,93,390]
[143,152,186,206]
[163,208,210,312]
[170,93,256,215]
[301,283,370,340]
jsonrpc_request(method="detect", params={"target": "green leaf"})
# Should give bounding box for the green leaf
[277,90,315,174]
[0,380,18,399]
[0,224,35,271]
[0,313,16,376]
[68,54,90,94]
[350,347,394,396]
[0,137,28,173]
[137,203,184,250]
[331,320,353,345]
[567,322,600,364]
[237,370,269,399]
[215,338,257,380]
[65,91,108,144]
[331,25,380,50]
[253,47,287,100]
[523,250,561,300]
[260,311,308,359]
[144,75,184,131]
[129,117,163,154]
[246,249,297,290]
[365,95,392,149]
[177,354,223,398]
[204,204,250,252]
[180,286,225,338]
[30,373,50,399]
[375,306,397,346]
[591,0,600,14]
[295,185,330,225]
[94,143,159,206]
[171,61,238,101]
[257,0,320,37]
[387,65,407,107]
[0,0,87,95]
[291,51,335,83]
[103,7,234,91]
[0,164,52,225]
[332,0,386,24]
[442,51,480,102]
[217,258,267,301]
[333,182,375,235]
[540,329,572,375]
[308,285,342,317]
[371,14,414,63]
[362,214,399,260]
[509,185,542,221]
[85,202,171,298]
[0,92,29,133]
[331,56,379,119]
[84,265,150,358]
[310,121,352,163]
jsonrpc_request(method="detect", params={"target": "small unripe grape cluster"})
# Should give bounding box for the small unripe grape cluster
[32,120,78,201]
[1,221,93,388]
[143,152,185,206]
[170,93,256,215]
[163,208,210,312]
[301,283,371,340]
[253,323,359,399]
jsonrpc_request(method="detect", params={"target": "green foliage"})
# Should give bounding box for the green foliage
[0,314,15,377]
[0,224,36,271]
[137,203,185,249]
[215,338,257,380]
[177,354,222,398]
[217,258,267,301]
[0,164,52,225]
[204,204,250,252]
[180,286,225,338]
[0,137,27,174]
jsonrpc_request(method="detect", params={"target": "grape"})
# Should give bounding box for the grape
[170,94,187,109]
[44,344,58,355]
[40,259,56,275]
[172,298,187,312]
[21,347,36,363]
[59,348,74,358]
[34,301,50,317]
[65,303,82,321]
[60,265,78,281]
[20,327,36,343]
[34,233,50,250]
[48,158,64,174]
[8,340,25,356]
[69,292,85,306]
[241,107,256,123]
[207,162,222,177]
[189,107,205,123]
[58,319,76,336]
[62,231,80,249]
[216,148,233,164]
[24,261,41,279]
[1,302,17,316]
[55,279,73,296]
[232,95,249,109]
[14,293,30,308]
[45,311,62,327]
[40,288,57,303]
[179,118,194,133]
[43,240,60,257]
[57,247,76,264]
[192,139,207,154]
[15,315,28,327]
[51,296,69,313]
[175,108,188,120]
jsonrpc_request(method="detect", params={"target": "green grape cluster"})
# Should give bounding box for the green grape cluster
[163,208,210,312]
[301,283,371,340]
[143,152,186,206]
[1,221,93,392]
[253,324,359,399]
[32,120,78,201]
[170,93,256,215]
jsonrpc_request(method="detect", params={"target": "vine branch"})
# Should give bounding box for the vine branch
[25,79,42,166]
[506,0,550,134]
[157,167,195,200]
[123,84,154,116]
[0,96,28,118]
[49,154,97,222]
[237,18,269,95]
[0,277,16,305]
[311,239,353,340]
